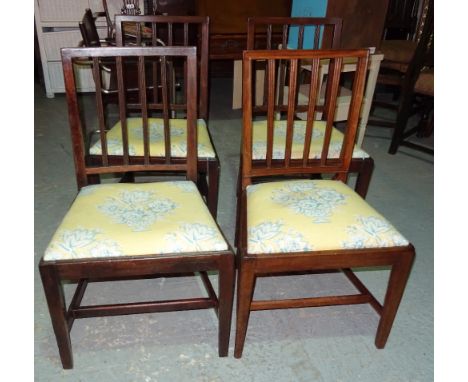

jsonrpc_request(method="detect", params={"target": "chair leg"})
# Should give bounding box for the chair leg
[353,157,374,199]
[217,255,235,357]
[234,164,242,249]
[207,159,220,218]
[234,259,256,358]
[375,249,415,348]
[39,263,73,369]
[389,93,414,154]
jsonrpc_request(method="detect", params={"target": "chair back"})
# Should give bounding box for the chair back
[61,46,198,189]
[247,17,342,51]
[114,15,210,120]
[79,9,102,47]
[241,49,368,189]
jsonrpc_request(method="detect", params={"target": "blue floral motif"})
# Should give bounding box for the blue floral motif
[44,227,123,260]
[167,181,197,193]
[98,190,177,231]
[79,184,101,196]
[163,223,227,252]
[271,181,346,223]
[342,216,409,249]
[90,138,137,156]
[130,121,185,141]
[248,220,311,254]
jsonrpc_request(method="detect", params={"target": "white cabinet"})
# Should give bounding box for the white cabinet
[35,0,107,97]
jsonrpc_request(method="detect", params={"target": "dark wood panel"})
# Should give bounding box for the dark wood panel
[325,0,389,49]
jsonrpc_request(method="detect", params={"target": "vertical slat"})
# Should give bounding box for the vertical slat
[151,22,159,104]
[116,56,129,165]
[281,24,288,49]
[186,53,198,182]
[136,22,142,45]
[302,58,320,166]
[183,22,189,46]
[313,25,321,49]
[161,56,171,163]
[138,56,150,164]
[247,19,255,50]
[266,59,276,167]
[266,24,272,50]
[298,25,305,49]
[242,53,253,189]
[92,57,108,166]
[168,22,173,45]
[320,57,342,165]
[284,59,298,167]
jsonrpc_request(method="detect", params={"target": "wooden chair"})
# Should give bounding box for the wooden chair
[235,48,415,358]
[98,15,220,217]
[387,13,433,155]
[39,46,234,369]
[235,17,375,247]
[368,0,433,153]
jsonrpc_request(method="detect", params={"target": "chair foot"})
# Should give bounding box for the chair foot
[39,262,73,369]
[375,248,415,348]
[218,254,235,357]
[234,259,256,358]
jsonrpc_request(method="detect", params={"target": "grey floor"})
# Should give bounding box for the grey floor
[35,78,433,381]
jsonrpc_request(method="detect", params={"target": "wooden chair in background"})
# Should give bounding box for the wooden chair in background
[369,0,433,154]
[104,15,220,217]
[235,48,415,357]
[39,46,234,369]
[235,17,376,247]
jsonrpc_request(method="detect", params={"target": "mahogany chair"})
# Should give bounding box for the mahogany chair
[235,17,375,247]
[369,0,433,154]
[98,15,220,217]
[235,48,415,357]
[39,46,234,369]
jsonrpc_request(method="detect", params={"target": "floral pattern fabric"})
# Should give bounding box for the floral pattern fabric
[44,181,228,261]
[247,179,409,254]
[251,120,369,160]
[89,118,216,158]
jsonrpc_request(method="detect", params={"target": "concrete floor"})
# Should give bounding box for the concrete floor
[35,78,433,381]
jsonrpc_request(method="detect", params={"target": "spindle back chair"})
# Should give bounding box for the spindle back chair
[234,17,375,247]
[234,48,415,357]
[108,15,220,216]
[39,46,234,369]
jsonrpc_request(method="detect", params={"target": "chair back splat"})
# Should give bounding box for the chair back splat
[114,15,210,120]
[61,46,198,188]
[241,49,369,190]
[246,17,342,50]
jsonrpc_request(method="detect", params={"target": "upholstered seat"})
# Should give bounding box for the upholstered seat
[247,179,408,254]
[44,181,227,261]
[89,118,216,158]
[251,120,369,160]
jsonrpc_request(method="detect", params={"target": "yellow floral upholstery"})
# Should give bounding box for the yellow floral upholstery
[89,118,216,158]
[247,179,408,254]
[251,120,369,160]
[44,181,228,261]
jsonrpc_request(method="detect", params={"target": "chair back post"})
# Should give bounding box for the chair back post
[114,15,210,120]
[61,46,198,188]
[79,9,102,47]
[241,49,368,190]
